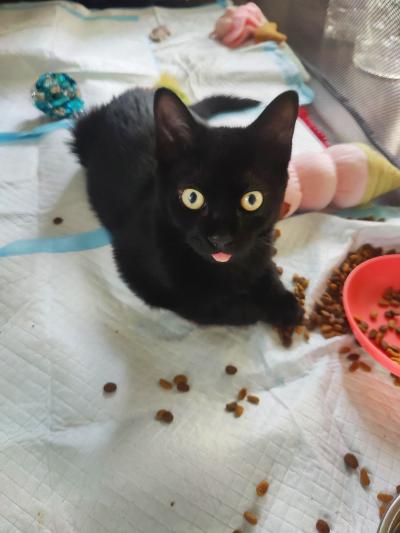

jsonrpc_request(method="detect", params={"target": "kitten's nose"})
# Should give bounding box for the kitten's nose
[207,234,233,249]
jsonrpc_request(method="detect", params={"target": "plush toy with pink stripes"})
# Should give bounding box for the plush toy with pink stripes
[281,143,400,218]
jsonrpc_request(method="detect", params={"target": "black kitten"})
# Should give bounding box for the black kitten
[72,87,303,327]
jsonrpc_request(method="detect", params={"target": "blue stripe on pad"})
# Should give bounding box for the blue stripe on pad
[0,229,110,258]
[0,119,73,143]
[0,1,139,20]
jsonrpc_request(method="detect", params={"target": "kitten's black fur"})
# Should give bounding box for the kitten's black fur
[72,88,303,327]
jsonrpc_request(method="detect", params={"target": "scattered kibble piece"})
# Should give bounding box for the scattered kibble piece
[256,480,269,496]
[237,388,247,401]
[155,409,174,424]
[359,361,372,372]
[177,382,190,392]
[273,228,281,241]
[159,378,173,390]
[347,353,360,362]
[234,404,244,418]
[226,402,238,412]
[379,505,388,519]
[344,453,359,469]
[339,346,351,354]
[388,319,397,330]
[349,361,361,372]
[173,375,188,384]
[370,310,378,320]
[53,216,63,225]
[369,329,377,340]
[377,493,394,503]
[315,519,330,533]
[103,382,117,394]
[243,511,258,525]
[276,274,309,346]
[225,365,238,375]
[360,468,370,488]
[155,409,167,420]
[247,395,260,405]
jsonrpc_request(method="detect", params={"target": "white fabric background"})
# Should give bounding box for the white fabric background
[0,2,399,533]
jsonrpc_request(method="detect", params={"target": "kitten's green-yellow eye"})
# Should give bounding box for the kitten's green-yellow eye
[240,191,263,212]
[180,188,205,210]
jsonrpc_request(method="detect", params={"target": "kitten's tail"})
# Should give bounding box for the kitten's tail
[190,95,260,120]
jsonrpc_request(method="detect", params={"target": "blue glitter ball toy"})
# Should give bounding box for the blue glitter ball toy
[32,72,84,119]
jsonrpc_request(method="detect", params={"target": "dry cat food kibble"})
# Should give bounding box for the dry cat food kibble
[177,382,190,392]
[344,453,359,469]
[155,409,174,424]
[276,274,310,347]
[238,388,247,401]
[225,365,238,375]
[312,245,396,339]
[173,374,188,385]
[247,395,260,405]
[103,382,117,393]
[243,511,258,525]
[339,346,351,354]
[349,361,361,372]
[377,493,394,503]
[256,480,269,496]
[234,404,244,418]
[379,505,389,519]
[159,378,173,390]
[347,353,360,362]
[315,519,330,533]
[226,401,238,413]
[360,468,371,487]
[53,216,63,225]
[358,361,372,372]
[350,285,400,364]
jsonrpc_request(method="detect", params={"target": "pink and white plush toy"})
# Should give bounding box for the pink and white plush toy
[282,143,400,218]
[212,3,266,48]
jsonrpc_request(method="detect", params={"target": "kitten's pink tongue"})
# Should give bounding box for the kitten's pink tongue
[212,252,232,263]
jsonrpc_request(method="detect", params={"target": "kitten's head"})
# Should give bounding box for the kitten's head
[154,88,298,264]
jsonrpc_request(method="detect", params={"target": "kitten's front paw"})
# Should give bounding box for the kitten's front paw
[270,290,304,327]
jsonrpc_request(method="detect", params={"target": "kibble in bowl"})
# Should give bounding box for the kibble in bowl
[343,254,400,376]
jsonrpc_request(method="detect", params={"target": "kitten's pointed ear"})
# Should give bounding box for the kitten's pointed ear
[248,90,299,162]
[154,88,197,165]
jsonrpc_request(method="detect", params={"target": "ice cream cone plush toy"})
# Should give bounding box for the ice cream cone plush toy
[211,3,287,48]
[282,143,400,217]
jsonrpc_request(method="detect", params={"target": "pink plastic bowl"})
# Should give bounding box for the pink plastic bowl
[343,254,400,377]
